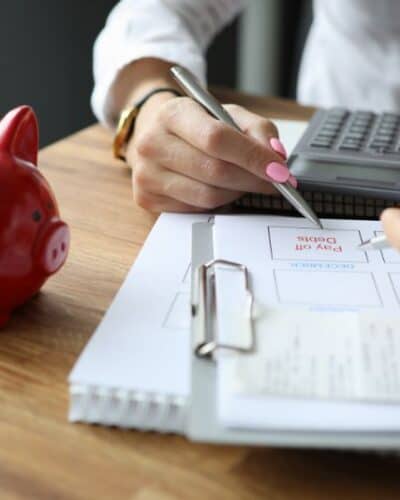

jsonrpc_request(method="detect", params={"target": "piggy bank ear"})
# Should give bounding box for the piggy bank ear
[0,106,39,165]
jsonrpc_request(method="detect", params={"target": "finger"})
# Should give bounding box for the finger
[381,208,400,250]
[134,161,243,209]
[162,97,291,184]
[224,105,295,184]
[224,104,287,160]
[137,131,277,195]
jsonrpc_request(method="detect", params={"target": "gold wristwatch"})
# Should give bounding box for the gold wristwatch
[113,87,181,160]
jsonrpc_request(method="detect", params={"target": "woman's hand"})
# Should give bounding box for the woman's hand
[126,92,296,212]
[381,208,400,250]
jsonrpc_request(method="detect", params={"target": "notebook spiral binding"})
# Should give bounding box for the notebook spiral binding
[234,191,399,220]
[69,385,187,432]
[191,259,255,359]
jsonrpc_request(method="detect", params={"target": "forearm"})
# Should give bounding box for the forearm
[91,0,246,127]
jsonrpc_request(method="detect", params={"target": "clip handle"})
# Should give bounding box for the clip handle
[191,259,255,359]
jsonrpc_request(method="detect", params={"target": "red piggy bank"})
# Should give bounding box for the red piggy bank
[0,106,70,327]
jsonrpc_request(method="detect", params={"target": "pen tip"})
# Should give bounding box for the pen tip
[312,218,323,229]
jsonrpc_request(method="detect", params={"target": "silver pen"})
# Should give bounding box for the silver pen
[358,233,390,251]
[170,65,323,229]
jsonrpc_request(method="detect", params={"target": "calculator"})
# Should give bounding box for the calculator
[289,108,400,200]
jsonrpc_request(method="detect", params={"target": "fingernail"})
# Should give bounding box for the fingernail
[270,137,287,159]
[265,162,290,183]
[288,174,298,189]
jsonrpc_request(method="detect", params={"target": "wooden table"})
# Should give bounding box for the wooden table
[1,91,399,500]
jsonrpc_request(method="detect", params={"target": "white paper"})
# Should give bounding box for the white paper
[213,215,400,431]
[234,310,400,403]
[69,214,207,399]
[273,119,308,154]
[214,216,400,313]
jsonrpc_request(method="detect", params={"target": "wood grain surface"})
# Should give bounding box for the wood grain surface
[1,90,399,500]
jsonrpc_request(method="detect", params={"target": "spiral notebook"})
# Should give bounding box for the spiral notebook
[235,190,397,219]
[68,213,206,432]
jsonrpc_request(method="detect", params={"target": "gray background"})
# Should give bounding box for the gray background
[0,0,310,147]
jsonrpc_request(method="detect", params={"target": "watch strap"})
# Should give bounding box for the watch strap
[113,87,182,160]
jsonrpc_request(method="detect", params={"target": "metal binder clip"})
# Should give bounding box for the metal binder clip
[191,259,255,359]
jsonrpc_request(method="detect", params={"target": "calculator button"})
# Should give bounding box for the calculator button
[310,136,333,143]
[377,124,396,132]
[374,133,394,140]
[316,133,336,140]
[369,145,388,154]
[370,140,390,146]
[376,131,395,138]
[321,124,340,132]
[381,112,400,122]
[345,132,364,140]
[354,111,374,118]
[339,144,361,151]
[342,138,362,145]
[310,142,332,148]
[329,108,348,118]
[349,127,368,136]
[371,138,392,145]
[352,120,371,128]
[326,118,345,125]
[316,131,336,137]
[342,137,362,144]
[353,112,373,119]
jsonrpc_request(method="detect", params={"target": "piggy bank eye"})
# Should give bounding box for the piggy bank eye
[47,201,54,210]
[32,210,42,222]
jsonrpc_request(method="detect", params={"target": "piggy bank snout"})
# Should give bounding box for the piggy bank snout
[34,219,70,275]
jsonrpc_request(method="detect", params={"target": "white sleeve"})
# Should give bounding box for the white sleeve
[91,0,246,128]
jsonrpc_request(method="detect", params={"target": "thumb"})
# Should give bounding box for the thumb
[381,208,400,250]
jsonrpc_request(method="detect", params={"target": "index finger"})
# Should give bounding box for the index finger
[163,98,290,183]
[381,208,400,250]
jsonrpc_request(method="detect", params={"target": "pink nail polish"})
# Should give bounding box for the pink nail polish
[288,174,298,189]
[270,137,287,159]
[265,162,290,183]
